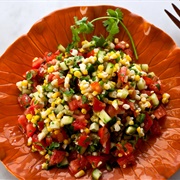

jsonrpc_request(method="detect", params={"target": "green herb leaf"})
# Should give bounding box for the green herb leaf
[26,71,33,81]
[82,95,88,104]
[48,142,60,150]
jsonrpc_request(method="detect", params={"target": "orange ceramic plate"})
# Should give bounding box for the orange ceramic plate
[0,5,180,180]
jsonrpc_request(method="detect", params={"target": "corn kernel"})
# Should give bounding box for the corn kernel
[47,126,52,132]
[74,71,82,78]
[51,102,56,107]
[98,65,104,71]
[55,97,62,104]
[63,139,69,145]
[45,154,50,160]
[31,115,40,124]
[126,55,132,61]
[26,114,33,120]
[84,128,90,134]
[92,91,98,96]
[81,108,87,114]
[52,92,60,99]
[67,74,72,78]
[81,69,88,75]
[162,93,170,99]
[54,129,60,135]
[47,66,54,73]
[135,75,140,81]
[22,80,28,86]
[114,38,119,44]
[162,98,169,104]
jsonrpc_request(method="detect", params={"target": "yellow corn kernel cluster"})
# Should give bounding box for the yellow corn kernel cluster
[47,66,54,73]
[74,70,82,78]
[52,92,60,99]
[162,93,170,104]
[81,108,87,114]
[31,115,40,124]
[98,64,104,72]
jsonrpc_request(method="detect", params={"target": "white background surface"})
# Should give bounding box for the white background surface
[0,0,180,179]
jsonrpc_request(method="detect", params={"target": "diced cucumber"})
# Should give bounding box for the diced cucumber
[117,88,129,99]
[148,72,155,77]
[106,163,112,171]
[61,116,73,125]
[137,78,146,90]
[97,109,111,124]
[54,104,64,114]
[57,44,65,52]
[59,62,68,70]
[141,64,149,72]
[79,146,87,154]
[92,169,102,180]
[150,93,159,106]
[136,113,145,123]
[89,122,99,132]
[97,50,105,63]
[57,157,69,168]
[87,64,95,73]
[105,62,114,75]
[126,126,136,135]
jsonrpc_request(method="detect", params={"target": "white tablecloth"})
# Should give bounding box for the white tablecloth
[0,0,179,179]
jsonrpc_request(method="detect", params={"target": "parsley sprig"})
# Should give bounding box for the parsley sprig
[69,8,138,60]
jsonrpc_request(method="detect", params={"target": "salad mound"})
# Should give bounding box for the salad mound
[16,8,170,179]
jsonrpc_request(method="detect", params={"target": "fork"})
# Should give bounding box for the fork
[164,3,180,29]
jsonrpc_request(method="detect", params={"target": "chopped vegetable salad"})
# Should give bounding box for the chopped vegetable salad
[16,8,170,180]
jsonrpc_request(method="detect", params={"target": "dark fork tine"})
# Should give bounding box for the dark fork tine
[172,3,180,17]
[164,9,180,29]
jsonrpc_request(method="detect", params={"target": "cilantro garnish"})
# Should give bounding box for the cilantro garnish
[70,8,138,60]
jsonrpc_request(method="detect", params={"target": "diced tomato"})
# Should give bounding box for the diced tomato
[77,134,91,148]
[106,105,124,117]
[44,52,56,62]
[18,94,32,108]
[32,134,47,150]
[49,150,66,166]
[143,113,153,132]
[68,151,78,162]
[115,41,126,50]
[69,155,89,175]
[77,97,90,111]
[98,127,110,154]
[45,136,53,146]
[68,97,90,111]
[117,153,135,168]
[150,120,161,136]
[86,155,109,168]
[124,142,134,155]
[93,97,106,112]
[149,82,161,94]
[143,76,153,85]
[37,121,44,131]
[123,48,133,59]
[24,105,38,115]
[72,116,87,131]
[26,123,37,137]
[18,115,28,132]
[85,49,95,58]
[90,82,103,93]
[153,105,167,119]
[117,66,128,83]
[68,99,79,111]
[32,57,44,69]
[51,129,68,142]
